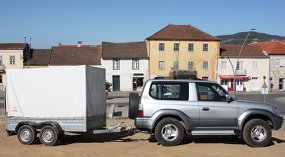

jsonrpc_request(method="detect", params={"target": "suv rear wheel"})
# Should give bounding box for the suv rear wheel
[154,118,184,146]
[129,92,139,119]
[242,119,272,147]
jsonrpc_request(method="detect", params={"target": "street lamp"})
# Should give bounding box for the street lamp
[233,28,255,96]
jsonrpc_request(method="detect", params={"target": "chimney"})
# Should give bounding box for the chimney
[77,41,82,47]
[58,43,62,46]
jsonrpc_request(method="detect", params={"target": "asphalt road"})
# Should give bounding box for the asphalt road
[235,92,285,114]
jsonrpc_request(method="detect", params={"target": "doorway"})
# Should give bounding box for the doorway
[251,77,259,91]
[112,75,120,91]
[133,77,144,91]
[236,79,243,91]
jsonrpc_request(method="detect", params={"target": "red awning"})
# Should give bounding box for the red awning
[220,75,248,80]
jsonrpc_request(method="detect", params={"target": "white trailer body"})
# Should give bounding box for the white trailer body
[6,65,106,132]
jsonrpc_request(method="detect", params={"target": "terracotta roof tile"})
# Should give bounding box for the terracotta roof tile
[102,41,148,59]
[0,43,27,50]
[147,24,220,41]
[252,41,285,55]
[220,44,268,58]
[49,45,101,65]
[24,49,51,66]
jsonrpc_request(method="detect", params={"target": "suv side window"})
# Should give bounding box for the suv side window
[149,82,189,101]
[196,83,227,101]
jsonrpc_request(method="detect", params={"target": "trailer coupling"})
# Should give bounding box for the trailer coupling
[93,122,136,135]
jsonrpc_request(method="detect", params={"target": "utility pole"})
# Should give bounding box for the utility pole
[233,28,255,97]
[28,38,32,68]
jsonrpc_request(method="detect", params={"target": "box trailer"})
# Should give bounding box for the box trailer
[5,66,123,146]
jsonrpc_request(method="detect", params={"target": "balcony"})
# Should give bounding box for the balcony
[236,69,246,75]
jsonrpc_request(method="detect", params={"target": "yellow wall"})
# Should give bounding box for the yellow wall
[147,40,220,81]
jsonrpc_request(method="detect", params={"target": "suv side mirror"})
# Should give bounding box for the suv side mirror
[225,94,232,102]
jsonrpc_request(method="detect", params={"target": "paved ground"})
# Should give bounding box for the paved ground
[1,117,285,157]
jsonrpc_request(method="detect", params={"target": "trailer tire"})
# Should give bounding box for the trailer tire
[129,92,139,119]
[17,125,37,145]
[39,125,59,146]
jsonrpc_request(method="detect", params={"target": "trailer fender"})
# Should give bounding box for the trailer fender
[40,121,63,134]
[15,121,37,133]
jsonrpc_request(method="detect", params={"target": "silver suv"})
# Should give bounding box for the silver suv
[129,79,283,147]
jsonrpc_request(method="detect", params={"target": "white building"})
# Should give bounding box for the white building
[218,44,269,92]
[252,41,285,91]
[101,41,149,91]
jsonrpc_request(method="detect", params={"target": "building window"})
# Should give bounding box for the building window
[132,59,139,70]
[188,61,194,70]
[10,56,16,65]
[159,61,165,70]
[173,61,179,69]
[0,56,2,65]
[220,80,228,86]
[203,43,208,51]
[174,43,179,51]
[221,61,227,69]
[113,59,120,70]
[237,61,244,70]
[279,78,285,90]
[188,43,194,51]
[203,61,208,70]
[253,61,258,69]
[159,43,165,51]
[280,59,285,68]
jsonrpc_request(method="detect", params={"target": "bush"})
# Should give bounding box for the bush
[106,81,112,92]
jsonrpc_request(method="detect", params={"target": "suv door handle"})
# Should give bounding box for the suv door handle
[202,107,209,111]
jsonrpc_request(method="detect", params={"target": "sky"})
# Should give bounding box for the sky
[0,0,284,48]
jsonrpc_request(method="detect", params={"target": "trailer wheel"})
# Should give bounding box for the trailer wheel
[129,92,139,119]
[17,125,36,145]
[39,125,59,146]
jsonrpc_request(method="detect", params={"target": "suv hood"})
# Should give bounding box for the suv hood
[235,100,276,111]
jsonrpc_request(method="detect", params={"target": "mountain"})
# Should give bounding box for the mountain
[217,32,285,45]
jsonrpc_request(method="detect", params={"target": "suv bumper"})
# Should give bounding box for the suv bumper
[273,115,283,130]
[135,117,153,132]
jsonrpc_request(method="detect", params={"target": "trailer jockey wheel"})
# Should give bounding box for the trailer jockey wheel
[39,125,59,146]
[17,125,37,145]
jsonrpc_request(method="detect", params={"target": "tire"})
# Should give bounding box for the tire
[242,119,272,147]
[17,125,37,145]
[154,118,185,146]
[39,125,59,146]
[129,92,139,119]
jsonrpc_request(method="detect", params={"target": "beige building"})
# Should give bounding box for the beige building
[0,43,28,90]
[146,24,220,81]
[219,44,269,91]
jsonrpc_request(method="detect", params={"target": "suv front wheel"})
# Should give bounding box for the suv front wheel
[154,118,185,146]
[242,119,272,147]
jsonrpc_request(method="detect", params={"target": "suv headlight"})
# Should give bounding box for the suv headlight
[272,106,279,115]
